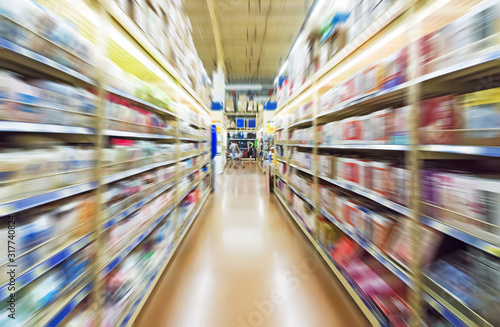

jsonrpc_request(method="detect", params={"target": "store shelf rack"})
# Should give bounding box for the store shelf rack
[273,1,500,326]
[0,0,213,325]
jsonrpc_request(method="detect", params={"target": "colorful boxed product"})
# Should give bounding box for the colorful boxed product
[342,117,362,143]
[427,250,483,311]
[370,211,395,250]
[372,161,391,197]
[392,106,411,145]
[363,63,385,94]
[385,218,441,268]
[417,32,440,76]
[360,114,373,144]
[390,167,410,207]
[371,108,393,144]
[343,158,361,185]
[460,87,500,146]
[362,160,373,191]
[372,294,411,327]
[419,95,461,145]
[383,46,408,90]
[319,155,336,179]
[330,235,360,267]
[344,200,361,230]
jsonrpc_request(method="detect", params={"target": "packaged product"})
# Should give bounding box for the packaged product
[330,235,360,267]
[370,211,395,250]
[363,63,385,94]
[319,155,336,179]
[390,166,410,207]
[417,32,441,76]
[319,186,336,215]
[371,294,411,326]
[317,219,341,250]
[392,106,411,145]
[342,117,362,144]
[344,200,361,230]
[419,95,461,145]
[469,176,500,233]
[472,250,500,325]
[335,196,345,223]
[372,161,391,197]
[360,114,373,144]
[460,87,500,146]
[385,219,441,268]
[383,46,408,89]
[343,158,360,186]
[359,160,372,190]
[372,109,393,144]
[427,250,483,311]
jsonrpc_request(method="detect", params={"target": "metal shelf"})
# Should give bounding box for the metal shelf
[0,37,96,86]
[0,181,98,217]
[420,145,500,158]
[103,160,176,184]
[421,216,500,258]
[318,144,409,151]
[275,192,382,326]
[119,191,210,327]
[0,233,94,301]
[319,207,413,287]
[318,175,412,217]
[288,184,314,207]
[45,281,94,327]
[101,201,176,277]
[105,86,177,118]
[0,121,96,135]
[104,129,175,139]
[288,118,314,129]
[289,163,314,176]
[102,181,175,231]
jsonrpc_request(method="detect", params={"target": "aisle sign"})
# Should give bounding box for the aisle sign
[267,121,275,134]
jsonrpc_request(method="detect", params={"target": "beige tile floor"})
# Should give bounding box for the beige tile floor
[135,164,369,327]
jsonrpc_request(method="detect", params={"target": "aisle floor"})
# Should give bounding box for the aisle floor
[136,164,368,327]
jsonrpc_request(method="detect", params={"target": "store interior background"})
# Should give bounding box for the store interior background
[0,0,500,326]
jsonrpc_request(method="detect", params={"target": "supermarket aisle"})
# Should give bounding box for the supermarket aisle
[136,164,368,327]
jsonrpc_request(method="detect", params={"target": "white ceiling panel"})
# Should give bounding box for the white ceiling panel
[185,0,313,83]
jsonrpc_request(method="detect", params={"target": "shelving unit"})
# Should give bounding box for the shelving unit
[0,0,211,325]
[274,0,500,326]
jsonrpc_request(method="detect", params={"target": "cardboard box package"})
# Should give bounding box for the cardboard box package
[319,155,336,179]
[419,95,461,145]
[461,88,500,146]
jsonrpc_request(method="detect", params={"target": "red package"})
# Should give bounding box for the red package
[419,95,461,145]
[331,235,360,267]
[372,294,411,327]
[343,159,360,185]
[342,117,362,142]
[344,200,361,229]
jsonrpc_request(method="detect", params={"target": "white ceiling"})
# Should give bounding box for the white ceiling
[185,0,314,84]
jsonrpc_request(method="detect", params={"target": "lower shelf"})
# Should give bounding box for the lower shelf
[118,190,211,327]
[274,191,382,326]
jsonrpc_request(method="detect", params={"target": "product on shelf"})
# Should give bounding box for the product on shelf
[422,169,500,241]
[0,0,97,75]
[0,70,97,126]
[0,243,94,325]
[0,139,96,203]
[103,212,175,326]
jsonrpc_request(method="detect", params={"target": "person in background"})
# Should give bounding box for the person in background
[229,141,244,168]
[248,142,254,162]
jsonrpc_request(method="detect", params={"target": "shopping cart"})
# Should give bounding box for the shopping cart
[231,152,245,168]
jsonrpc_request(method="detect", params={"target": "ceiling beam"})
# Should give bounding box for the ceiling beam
[206,0,225,72]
